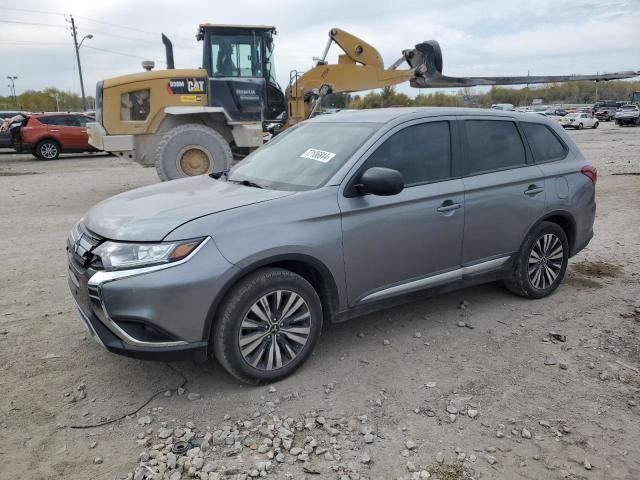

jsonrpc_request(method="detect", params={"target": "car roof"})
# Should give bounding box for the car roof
[31,112,86,117]
[307,107,551,124]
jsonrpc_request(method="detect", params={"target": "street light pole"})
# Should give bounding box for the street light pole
[7,76,18,104]
[69,15,91,111]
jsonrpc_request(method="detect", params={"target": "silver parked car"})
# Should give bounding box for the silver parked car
[67,108,596,383]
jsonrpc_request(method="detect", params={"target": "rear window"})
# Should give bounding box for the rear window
[521,123,567,162]
[463,120,526,175]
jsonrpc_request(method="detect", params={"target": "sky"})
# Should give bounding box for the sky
[1,0,639,99]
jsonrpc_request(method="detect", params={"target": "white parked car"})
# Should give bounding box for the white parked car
[559,112,599,129]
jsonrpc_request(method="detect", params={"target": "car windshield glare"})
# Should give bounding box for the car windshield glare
[228,122,379,191]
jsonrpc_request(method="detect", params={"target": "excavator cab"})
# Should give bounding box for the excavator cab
[198,24,286,122]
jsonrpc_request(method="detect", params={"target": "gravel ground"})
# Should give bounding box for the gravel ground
[0,122,639,480]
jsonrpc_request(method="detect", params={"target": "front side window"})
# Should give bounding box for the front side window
[120,89,150,121]
[463,120,526,175]
[521,123,566,162]
[229,122,378,191]
[362,121,452,185]
[211,34,262,78]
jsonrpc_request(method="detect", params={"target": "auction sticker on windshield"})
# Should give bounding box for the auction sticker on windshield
[300,148,336,163]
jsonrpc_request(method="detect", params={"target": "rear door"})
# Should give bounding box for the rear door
[42,115,72,149]
[339,118,465,305]
[460,117,546,265]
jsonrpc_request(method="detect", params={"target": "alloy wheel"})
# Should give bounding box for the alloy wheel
[40,143,58,159]
[528,233,564,290]
[238,290,312,371]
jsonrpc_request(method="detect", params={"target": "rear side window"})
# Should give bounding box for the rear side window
[363,121,451,185]
[463,120,526,175]
[521,122,567,162]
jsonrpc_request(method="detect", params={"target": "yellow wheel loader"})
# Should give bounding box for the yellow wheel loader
[88,24,638,181]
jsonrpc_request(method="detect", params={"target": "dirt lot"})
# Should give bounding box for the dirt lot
[1,122,639,480]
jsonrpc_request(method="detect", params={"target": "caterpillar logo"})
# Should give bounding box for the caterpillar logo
[168,78,207,94]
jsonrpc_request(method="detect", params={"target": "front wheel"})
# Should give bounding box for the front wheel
[504,221,569,299]
[577,123,584,130]
[213,268,323,384]
[154,124,232,181]
[593,121,599,129]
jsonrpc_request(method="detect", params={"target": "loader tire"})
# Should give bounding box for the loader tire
[154,124,232,182]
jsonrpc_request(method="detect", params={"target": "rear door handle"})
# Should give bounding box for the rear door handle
[524,185,544,196]
[50,129,59,132]
[437,202,462,213]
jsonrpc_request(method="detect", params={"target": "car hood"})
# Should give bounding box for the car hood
[83,176,294,241]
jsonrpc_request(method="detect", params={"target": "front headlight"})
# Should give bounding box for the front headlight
[93,238,204,270]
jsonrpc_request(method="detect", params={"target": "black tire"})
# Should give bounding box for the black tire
[593,121,599,129]
[504,221,569,299]
[213,268,323,384]
[154,124,232,182]
[35,139,60,160]
[577,123,584,130]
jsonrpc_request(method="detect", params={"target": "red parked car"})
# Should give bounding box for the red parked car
[12,112,97,160]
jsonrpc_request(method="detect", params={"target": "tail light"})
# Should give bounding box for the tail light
[581,165,597,185]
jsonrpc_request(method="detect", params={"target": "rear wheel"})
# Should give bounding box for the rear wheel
[504,221,569,299]
[35,139,60,160]
[213,268,323,384]
[154,124,232,181]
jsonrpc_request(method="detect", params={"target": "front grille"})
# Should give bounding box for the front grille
[68,223,102,264]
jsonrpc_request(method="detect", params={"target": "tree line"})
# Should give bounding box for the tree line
[322,80,640,110]
[3,80,637,114]
[0,88,95,113]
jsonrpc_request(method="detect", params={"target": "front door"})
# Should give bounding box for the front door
[339,118,465,305]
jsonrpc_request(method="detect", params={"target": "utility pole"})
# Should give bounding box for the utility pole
[7,76,18,104]
[68,15,88,111]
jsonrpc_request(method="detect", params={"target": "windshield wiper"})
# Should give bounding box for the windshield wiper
[209,170,229,180]
[227,178,264,189]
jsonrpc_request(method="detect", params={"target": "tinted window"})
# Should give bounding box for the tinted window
[521,123,566,162]
[59,116,80,126]
[363,121,451,185]
[77,116,92,126]
[36,116,60,125]
[464,120,525,175]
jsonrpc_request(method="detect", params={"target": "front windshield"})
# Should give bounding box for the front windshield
[228,122,379,191]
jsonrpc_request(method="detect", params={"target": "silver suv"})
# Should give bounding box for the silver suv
[67,108,596,383]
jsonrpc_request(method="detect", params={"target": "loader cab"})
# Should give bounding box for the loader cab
[199,24,286,123]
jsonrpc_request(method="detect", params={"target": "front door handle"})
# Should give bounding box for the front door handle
[50,129,59,132]
[437,201,462,213]
[524,185,544,196]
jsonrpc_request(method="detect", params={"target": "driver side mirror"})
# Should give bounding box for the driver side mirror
[356,167,404,196]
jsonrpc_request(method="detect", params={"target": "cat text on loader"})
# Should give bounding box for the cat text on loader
[88,24,639,181]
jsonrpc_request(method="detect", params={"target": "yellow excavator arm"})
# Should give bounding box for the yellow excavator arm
[284,29,415,127]
[284,28,639,128]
